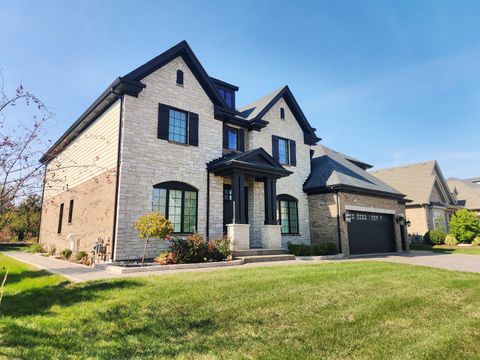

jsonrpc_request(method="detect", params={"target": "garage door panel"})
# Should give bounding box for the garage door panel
[348,211,396,255]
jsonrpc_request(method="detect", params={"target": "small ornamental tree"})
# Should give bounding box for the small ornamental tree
[134,212,173,266]
[448,209,480,244]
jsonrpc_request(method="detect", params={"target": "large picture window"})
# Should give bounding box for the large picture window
[152,181,198,233]
[277,194,299,234]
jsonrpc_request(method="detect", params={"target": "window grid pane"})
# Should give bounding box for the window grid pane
[183,191,197,233]
[168,109,187,143]
[227,128,237,150]
[280,201,290,234]
[168,190,183,232]
[152,188,167,216]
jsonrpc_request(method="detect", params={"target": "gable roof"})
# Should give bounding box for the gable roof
[447,178,480,210]
[238,86,320,145]
[41,40,231,164]
[207,148,292,178]
[303,145,405,199]
[371,160,456,206]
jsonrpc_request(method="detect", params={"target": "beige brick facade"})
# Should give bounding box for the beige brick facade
[39,170,116,256]
[309,191,407,257]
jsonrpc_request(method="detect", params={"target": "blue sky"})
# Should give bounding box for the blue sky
[1,0,479,178]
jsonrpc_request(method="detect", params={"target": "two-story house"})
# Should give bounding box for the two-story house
[39,41,408,260]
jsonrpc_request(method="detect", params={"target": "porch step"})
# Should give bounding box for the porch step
[237,254,296,263]
[234,249,289,257]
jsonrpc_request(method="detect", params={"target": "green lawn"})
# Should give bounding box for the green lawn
[411,243,480,255]
[1,253,480,359]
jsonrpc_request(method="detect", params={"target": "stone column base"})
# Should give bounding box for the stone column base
[260,225,282,249]
[227,224,251,250]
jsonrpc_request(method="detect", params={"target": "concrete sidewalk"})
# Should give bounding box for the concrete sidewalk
[3,250,480,284]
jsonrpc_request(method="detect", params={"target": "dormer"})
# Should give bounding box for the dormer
[211,77,239,110]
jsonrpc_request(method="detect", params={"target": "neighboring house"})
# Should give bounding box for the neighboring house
[305,146,409,255]
[371,161,460,236]
[447,178,480,217]
[39,41,407,260]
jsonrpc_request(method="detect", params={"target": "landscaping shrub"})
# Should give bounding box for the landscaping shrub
[27,243,45,254]
[449,209,480,243]
[427,229,446,245]
[154,252,177,265]
[61,249,72,260]
[473,236,480,246]
[444,234,458,245]
[288,242,337,256]
[207,237,232,261]
[48,244,57,256]
[75,251,87,262]
[168,234,232,263]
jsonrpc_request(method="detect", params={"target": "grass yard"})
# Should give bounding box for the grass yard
[411,243,480,255]
[1,253,480,359]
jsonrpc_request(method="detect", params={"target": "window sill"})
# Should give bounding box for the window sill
[281,233,301,236]
[176,83,184,87]
[168,140,189,147]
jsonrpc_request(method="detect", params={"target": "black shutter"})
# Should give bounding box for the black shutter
[238,129,245,151]
[289,140,296,166]
[223,124,228,149]
[188,112,199,146]
[158,104,169,140]
[272,135,279,161]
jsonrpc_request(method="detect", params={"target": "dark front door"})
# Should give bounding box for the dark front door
[223,184,248,234]
[347,211,396,255]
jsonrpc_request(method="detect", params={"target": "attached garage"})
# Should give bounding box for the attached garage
[304,145,409,257]
[347,211,396,255]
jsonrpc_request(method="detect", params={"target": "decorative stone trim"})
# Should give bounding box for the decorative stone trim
[95,259,245,274]
[344,205,396,214]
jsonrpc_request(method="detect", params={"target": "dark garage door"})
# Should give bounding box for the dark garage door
[347,211,396,255]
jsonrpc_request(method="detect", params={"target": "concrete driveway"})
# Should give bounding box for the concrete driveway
[353,250,480,273]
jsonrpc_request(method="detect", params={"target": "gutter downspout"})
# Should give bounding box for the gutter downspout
[206,170,210,239]
[334,189,343,254]
[37,166,47,244]
[110,94,124,261]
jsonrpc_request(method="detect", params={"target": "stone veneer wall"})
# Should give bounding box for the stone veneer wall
[248,97,312,248]
[405,206,429,236]
[309,191,407,257]
[39,170,116,256]
[115,56,224,260]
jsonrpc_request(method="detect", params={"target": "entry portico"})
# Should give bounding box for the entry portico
[207,148,292,250]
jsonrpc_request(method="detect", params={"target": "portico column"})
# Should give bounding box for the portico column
[231,172,246,224]
[264,177,277,225]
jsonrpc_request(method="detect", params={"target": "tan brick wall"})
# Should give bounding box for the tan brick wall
[309,191,407,257]
[405,206,429,235]
[115,56,224,260]
[39,170,116,257]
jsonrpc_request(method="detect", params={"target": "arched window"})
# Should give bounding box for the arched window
[280,107,285,120]
[277,194,299,234]
[152,181,197,233]
[176,70,184,85]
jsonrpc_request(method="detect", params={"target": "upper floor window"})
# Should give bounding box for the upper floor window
[280,107,285,119]
[277,194,299,235]
[272,135,296,166]
[152,181,198,233]
[168,109,187,143]
[176,70,184,85]
[223,124,244,151]
[158,104,199,147]
[278,138,289,165]
[217,87,234,109]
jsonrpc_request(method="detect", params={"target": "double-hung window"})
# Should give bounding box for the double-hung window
[168,109,187,144]
[272,135,296,166]
[152,182,197,233]
[277,195,299,235]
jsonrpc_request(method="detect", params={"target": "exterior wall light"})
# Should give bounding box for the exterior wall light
[344,211,352,223]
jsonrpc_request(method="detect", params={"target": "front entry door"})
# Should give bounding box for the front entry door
[223,184,248,234]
